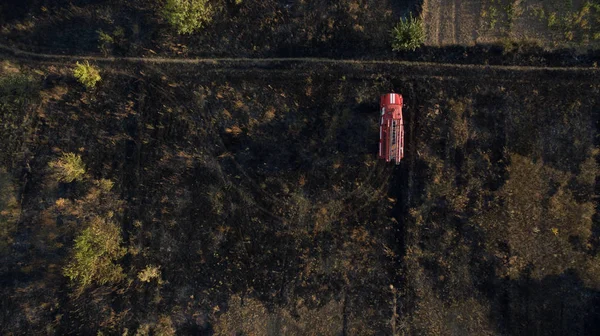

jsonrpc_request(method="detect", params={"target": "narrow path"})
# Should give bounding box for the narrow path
[1,42,598,73]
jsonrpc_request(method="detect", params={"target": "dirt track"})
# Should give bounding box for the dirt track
[1,43,599,74]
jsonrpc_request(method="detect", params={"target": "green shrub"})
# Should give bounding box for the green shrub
[97,29,113,55]
[391,13,426,51]
[97,27,126,56]
[97,29,114,45]
[161,0,213,35]
[64,216,127,288]
[73,61,101,89]
[48,153,86,183]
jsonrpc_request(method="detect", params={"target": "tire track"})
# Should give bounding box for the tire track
[1,43,598,73]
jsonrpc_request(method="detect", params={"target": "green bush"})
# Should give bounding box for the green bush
[97,27,125,56]
[73,61,101,89]
[391,13,426,51]
[64,216,127,288]
[48,153,86,183]
[161,0,213,35]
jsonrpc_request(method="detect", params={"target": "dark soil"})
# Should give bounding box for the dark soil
[0,55,598,334]
[0,1,599,334]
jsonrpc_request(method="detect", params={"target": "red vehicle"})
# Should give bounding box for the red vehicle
[378,93,404,165]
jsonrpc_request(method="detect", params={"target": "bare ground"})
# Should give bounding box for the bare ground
[422,0,483,46]
[0,43,599,334]
[422,0,600,50]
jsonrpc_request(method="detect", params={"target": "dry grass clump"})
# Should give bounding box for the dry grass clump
[48,153,86,183]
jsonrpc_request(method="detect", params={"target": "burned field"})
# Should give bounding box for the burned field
[1,57,599,335]
[0,0,418,58]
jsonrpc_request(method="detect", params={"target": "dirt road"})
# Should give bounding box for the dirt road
[1,43,598,75]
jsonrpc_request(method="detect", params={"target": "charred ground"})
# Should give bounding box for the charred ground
[0,0,600,335]
[0,55,598,334]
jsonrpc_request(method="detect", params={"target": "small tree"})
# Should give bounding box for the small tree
[391,13,425,51]
[73,61,101,89]
[48,153,86,183]
[161,0,213,35]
